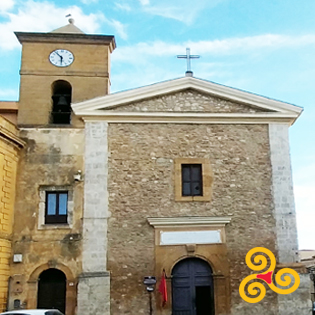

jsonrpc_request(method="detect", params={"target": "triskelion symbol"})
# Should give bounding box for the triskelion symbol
[239,247,300,303]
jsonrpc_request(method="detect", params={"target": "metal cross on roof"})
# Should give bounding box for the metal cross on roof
[177,48,200,77]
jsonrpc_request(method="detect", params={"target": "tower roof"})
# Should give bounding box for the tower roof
[50,18,85,34]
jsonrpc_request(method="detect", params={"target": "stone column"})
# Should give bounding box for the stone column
[77,121,110,315]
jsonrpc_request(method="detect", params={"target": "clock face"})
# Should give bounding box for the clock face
[49,49,74,67]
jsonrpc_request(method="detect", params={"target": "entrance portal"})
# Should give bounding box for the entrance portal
[172,258,214,315]
[37,268,66,313]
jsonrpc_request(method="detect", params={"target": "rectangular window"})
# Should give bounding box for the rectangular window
[174,158,212,202]
[182,164,203,196]
[45,191,68,224]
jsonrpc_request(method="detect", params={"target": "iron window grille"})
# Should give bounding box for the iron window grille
[181,164,203,196]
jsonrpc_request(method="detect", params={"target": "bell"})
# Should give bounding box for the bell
[56,95,68,106]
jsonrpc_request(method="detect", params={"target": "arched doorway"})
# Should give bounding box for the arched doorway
[172,258,214,315]
[37,268,66,313]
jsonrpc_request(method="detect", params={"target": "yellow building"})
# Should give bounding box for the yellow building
[0,115,24,312]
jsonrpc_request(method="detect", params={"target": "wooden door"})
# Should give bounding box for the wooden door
[37,268,66,314]
[172,258,214,315]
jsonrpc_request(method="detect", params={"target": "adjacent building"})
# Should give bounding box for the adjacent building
[0,115,24,311]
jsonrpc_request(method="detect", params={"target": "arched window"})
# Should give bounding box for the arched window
[51,80,72,124]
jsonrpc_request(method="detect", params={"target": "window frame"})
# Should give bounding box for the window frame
[45,191,68,224]
[181,164,203,196]
[38,186,73,229]
[174,158,213,202]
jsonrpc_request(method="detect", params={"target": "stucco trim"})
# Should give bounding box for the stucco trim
[147,216,232,227]
[0,125,25,148]
[79,112,298,125]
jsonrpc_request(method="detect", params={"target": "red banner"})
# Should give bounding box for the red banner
[158,270,168,307]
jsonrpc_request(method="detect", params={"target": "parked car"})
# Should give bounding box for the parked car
[0,310,64,315]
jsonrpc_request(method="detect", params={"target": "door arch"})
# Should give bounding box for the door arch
[37,268,66,313]
[172,258,214,315]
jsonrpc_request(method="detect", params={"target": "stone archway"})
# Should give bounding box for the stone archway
[27,263,76,315]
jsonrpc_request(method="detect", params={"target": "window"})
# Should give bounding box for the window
[45,191,68,224]
[182,164,203,196]
[174,158,213,202]
[38,186,73,229]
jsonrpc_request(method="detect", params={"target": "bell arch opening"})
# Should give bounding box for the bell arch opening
[172,257,215,315]
[51,80,72,124]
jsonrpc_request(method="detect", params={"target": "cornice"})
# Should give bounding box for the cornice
[147,216,232,228]
[20,70,109,78]
[72,76,303,115]
[15,32,116,52]
[79,111,297,125]
[0,125,25,148]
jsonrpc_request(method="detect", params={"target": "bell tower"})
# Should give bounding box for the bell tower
[15,19,116,126]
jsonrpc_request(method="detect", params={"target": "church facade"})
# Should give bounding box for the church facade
[0,21,311,315]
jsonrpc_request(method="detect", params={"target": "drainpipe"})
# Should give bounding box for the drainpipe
[6,276,12,311]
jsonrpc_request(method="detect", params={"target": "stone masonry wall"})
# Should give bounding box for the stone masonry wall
[114,89,272,113]
[107,123,278,315]
[11,128,84,313]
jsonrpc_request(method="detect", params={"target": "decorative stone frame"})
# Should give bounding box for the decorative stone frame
[38,185,74,230]
[147,216,231,315]
[174,158,213,201]
[27,262,77,315]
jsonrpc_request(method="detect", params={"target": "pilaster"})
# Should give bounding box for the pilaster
[269,123,298,263]
[77,121,110,315]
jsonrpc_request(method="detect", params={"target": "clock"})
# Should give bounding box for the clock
[49,49,74,67]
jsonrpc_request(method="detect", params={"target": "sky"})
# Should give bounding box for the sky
[0,0,314,249]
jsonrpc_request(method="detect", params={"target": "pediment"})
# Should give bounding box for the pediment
[72,77,302,125]
[110,89,272,114]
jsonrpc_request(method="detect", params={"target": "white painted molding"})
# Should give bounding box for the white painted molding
[147,216,232,227]
[78,111,297,125]
[72,76,303,116]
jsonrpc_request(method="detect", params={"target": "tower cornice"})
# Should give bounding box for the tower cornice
[15,32,116,52]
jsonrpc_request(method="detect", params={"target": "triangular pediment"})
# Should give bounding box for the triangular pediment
[72,77,302,125]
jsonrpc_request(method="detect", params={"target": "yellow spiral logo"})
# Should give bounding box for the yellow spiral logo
[239,247,300,303]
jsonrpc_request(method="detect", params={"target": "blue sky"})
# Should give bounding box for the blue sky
[0,0,314,249]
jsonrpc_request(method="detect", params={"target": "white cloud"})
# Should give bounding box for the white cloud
[115,2,131,11]
[0,88,17,99]
[0,0,105,50]
[139,0,222,24]
[0,0,15,13]
[110,33,315,92]
[103,17,128,40]
[138,0,150,5]
[112,34,315,65]
[80,0,98,4]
